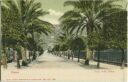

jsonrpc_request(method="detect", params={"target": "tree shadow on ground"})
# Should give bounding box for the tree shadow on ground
[37,61,47,63]
[37,59,69,63]
[78,62,108,69]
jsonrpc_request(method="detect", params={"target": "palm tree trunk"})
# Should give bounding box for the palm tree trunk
[67,50,70,59]
[84,27,90,65]
[17,52,21,68]
[31,32,37,60]
[0,1,1,80]
[0,61,1,81]
[85,48,90,65]
[72,51,74,60]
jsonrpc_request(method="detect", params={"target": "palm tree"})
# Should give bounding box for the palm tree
[53,29,75,57]
[26,19,53,53]
[55,31,74,51]
[2,0,52,46]
[1,0,53,66]
[60,0,123,65]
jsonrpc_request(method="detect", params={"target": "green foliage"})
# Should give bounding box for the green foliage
[54,31,74,51]
[103,10,127,49]
[60,0,124,51]
[70,37,86,50]
[53,29,86,51]
[61,0,122,34]
[1,0,53,51]
[1,6,24,47]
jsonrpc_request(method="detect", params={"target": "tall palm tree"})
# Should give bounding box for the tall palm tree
[1,0,53,65]
[55,31,75,51]
[60,0,123,65]
[2,0,53,47]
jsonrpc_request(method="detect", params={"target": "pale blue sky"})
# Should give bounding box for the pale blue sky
[37,0,127,25]
[37,0,74,25]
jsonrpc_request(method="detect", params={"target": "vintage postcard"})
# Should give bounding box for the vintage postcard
[0,0,127,82]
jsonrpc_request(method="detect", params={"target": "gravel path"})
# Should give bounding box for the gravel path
[1,51,127,82]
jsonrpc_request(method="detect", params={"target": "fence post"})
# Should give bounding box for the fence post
[72,51,73,60]
[107,56,109,64]
[97,50,100,68]
[68,52,70,59]
[78,50,80,62]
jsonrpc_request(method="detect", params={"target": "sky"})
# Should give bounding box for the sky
[37,0,127,25]
[37,0,74,25]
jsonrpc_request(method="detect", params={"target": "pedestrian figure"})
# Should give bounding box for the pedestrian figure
[5,47,9,62]
[21,47,28,66]
[13,50,17,62]
[17,56,21,68]
[29,51,33,62]
[2,51,8,69]
[26,50,29,60]
[9,48,14,62]
[36,51,39,59]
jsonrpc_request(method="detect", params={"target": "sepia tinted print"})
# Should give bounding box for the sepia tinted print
[0,0,127,82]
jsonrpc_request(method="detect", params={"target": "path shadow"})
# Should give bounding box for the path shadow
[37,60,69,63]
[78,62,108,69]
[55,56,108,69]
[37,61,47,63]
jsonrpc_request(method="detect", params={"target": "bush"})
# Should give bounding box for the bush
[22,61,28,66]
